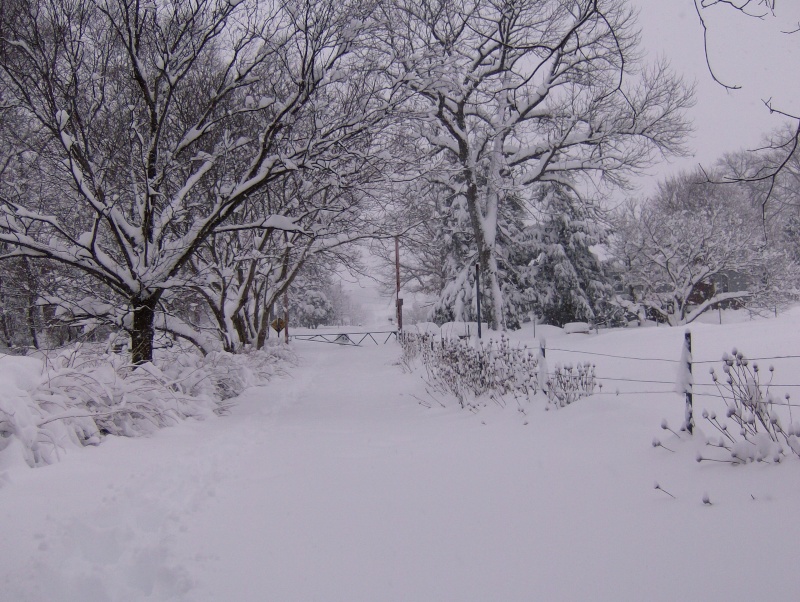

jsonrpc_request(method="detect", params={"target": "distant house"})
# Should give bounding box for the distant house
[687,271,749,308]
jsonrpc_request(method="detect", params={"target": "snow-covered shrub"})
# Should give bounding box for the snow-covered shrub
[546,362,597,408]
[699,348,800,463]
[400,331,540,409]
[0,342,291,468]
[158,343,292,401]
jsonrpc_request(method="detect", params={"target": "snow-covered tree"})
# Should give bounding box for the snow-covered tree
[380,0,693,329]
[288,270,337,330]
[184,148,386,351]
[611,169,793,325]
[376,176,539,328]
[290,289,334,329]
[529,184,615,327]
[0,0,397,363]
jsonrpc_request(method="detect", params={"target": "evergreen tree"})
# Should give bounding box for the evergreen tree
[530,185,614,327]
[430,187,538,328]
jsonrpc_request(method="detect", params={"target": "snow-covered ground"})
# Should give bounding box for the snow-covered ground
[2,311,800,601]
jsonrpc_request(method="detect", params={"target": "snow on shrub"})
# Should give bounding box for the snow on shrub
[697,348,800,463]
[159,343,292,401]
[0,342,291,468]
[400,332,528,410]
[400,331,598,412]
[546,363,597,408]
[657,347,800,465]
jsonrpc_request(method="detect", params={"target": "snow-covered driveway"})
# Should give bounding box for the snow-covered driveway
[2,337,799,601]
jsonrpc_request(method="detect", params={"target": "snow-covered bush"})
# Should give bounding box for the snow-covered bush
[546,363,597,408]
[0,342,291,467]
[698,348,800,463]
[400,331,541,409]
[158,343,292,401]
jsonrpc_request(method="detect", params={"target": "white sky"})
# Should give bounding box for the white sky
[633,1,800,191]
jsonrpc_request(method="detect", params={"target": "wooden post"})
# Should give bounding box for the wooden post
[284,290,289,344]
[475,263,482,339]
[684,330,693,434]
[537,338,548,396]
[395,236,403,331]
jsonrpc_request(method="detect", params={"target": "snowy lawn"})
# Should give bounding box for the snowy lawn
[2,313,800,601]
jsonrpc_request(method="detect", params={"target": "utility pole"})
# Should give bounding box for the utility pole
[395,236,403,331]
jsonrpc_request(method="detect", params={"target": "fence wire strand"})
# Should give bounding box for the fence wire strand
[545,347,680,363]
[401,330,800,406]
[692,353,800,364]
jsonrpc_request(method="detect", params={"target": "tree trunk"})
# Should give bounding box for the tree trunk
[21,258,40,349]
[0,274,12,349]
[0,309,11,349]
[131,295,160,365]
[464,174,503,331]
[26,303,39,350]
[256,300,269,350]
[232,314,248,350]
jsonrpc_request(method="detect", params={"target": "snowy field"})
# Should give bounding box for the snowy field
[2,311,800,601]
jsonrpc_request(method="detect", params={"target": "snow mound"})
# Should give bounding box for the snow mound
[563,322,592,334]
[0,343,291,468]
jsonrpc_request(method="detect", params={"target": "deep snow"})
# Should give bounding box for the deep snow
[2,311,800,601]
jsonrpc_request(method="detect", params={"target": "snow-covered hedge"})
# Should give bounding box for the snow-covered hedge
[400,332,598,411]
[400,332,541,409]
[400,331,597,409]
[0,343,291,468]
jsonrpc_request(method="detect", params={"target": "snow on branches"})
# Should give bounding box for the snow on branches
[611,168,796,325]
[381,0,693,329]
[0,0,397,363]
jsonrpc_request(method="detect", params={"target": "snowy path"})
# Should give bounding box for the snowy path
[2,338,800,601]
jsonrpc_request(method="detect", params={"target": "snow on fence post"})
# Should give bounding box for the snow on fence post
[538,338,548,396]
[679,330,694,434]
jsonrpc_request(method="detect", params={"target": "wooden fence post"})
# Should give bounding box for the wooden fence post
[538,338,548,396]
[683,330,694,434]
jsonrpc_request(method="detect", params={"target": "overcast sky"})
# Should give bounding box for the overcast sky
[632,1,800,191]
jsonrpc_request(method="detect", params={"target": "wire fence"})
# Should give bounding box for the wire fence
[400,329,800,430]
[534,330,800,443]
